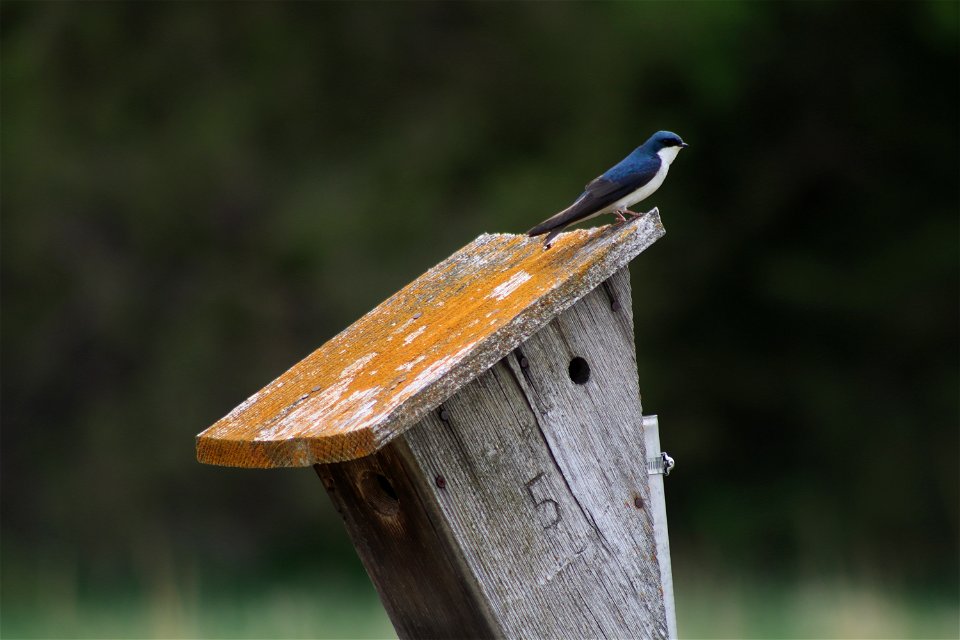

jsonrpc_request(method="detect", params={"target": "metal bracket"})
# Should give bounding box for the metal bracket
[641,413,677,639]
[646,451,675,476]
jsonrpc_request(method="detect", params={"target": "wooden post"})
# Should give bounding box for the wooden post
[197,212,672,639]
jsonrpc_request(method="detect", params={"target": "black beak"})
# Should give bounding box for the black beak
[680,142,689,148]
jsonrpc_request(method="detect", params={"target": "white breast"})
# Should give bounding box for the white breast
[603,145,681,213]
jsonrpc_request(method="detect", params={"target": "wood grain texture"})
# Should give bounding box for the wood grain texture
[315,447,499,638]
[320,268,667,639]
[197,212,665,467]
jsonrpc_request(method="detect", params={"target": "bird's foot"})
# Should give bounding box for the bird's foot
[623,208,644,218]
[612,209,628,223]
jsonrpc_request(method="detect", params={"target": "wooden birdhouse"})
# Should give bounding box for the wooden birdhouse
[197,211,677,639]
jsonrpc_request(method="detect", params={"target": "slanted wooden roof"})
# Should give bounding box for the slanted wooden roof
[196,211,665,468]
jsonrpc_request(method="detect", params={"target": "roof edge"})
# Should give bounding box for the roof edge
[197,211,665,467]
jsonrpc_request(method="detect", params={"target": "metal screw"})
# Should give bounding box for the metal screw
[646,451,675,476]
[435,475,447,489]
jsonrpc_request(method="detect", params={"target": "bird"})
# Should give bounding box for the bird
[527,130,688,249]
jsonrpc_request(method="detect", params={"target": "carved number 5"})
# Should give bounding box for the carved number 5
[525,472,561,529]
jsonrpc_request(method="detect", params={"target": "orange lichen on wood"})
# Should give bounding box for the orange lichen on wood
[196,211,665,468]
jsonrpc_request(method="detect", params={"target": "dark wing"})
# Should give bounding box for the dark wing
[527,155,660,238]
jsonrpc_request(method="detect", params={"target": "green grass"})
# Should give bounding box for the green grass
[2,575,396,639]
[3,574,957,639]
[676,578,958,639]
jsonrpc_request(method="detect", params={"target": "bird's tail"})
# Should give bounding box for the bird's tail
[526,219,556,237]
[539,228,563,249]
[527,200,579,247]
[526,219,564,250]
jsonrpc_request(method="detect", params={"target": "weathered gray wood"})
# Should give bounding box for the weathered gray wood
[315,448,498,638]
[320,267,667,639]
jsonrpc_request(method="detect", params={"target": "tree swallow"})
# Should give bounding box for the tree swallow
[527,130,688,249]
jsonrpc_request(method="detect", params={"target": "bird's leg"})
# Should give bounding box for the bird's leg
[612,209,628,223]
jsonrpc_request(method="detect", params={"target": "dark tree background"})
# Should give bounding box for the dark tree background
[2,2,957,637]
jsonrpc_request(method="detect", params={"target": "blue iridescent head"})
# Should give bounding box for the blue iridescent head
[646,130,688,150]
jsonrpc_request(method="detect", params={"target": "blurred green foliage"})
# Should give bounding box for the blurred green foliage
[2,1,957,637]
